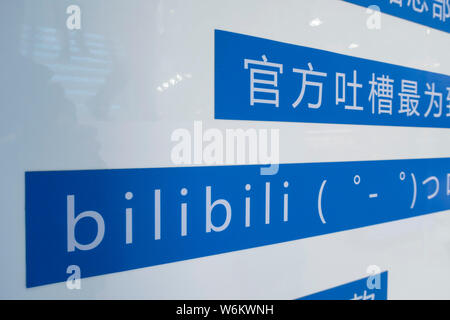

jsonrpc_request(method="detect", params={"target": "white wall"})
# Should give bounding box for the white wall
[0,0,449,299]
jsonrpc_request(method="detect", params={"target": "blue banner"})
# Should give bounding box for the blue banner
[342,0,449,33]
[26,158,450,287]
[298,271,388,300]
[214,29,450,128]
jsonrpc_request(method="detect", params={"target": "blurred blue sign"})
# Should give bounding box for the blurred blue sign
[215,29,450,128]
[343,0,449,33]
[299,271,388,300]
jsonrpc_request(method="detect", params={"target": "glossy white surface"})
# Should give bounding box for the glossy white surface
[0,0,449,299]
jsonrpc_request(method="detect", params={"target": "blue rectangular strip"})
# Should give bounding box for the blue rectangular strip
[342,0,449,33]
[26,158,450,287]
[298,271,388,300]
[214,29,450,128]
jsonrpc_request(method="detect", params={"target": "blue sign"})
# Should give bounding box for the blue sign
[214,29,450,128]
[26,158,450,287]
[342,0,450,33]
[298,271,388,300]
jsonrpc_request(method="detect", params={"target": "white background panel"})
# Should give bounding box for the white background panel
[0,0,449,299]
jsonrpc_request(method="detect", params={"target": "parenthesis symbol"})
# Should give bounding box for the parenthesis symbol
[318,180,327,224]
[410,173,417,209]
